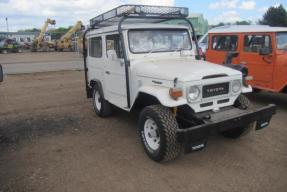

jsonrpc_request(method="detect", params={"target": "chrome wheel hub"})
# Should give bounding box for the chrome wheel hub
[144,118,160,150]
[94,91,101,110]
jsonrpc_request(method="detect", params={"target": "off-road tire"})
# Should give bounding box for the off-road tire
[253,88,261,93]
[92,84,113,117]
[139,105,182,162]
[221,94,255,139]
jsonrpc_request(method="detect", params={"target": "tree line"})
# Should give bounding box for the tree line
[211,4,287,28]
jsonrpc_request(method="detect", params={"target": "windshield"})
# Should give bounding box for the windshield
[128,29,192,53]
[276,32,287,50]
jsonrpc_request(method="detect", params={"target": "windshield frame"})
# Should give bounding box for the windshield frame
[276,32,287,50]
[128,28,192,54]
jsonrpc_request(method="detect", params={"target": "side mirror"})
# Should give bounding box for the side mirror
[0,64,3,82]
[259,47,271,56]
[107,50,118,60]
[224,51,239,64]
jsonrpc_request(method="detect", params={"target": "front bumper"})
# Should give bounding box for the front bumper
[177,104,276,145]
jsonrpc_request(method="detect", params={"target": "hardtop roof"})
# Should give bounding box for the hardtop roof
[208,25,287,33]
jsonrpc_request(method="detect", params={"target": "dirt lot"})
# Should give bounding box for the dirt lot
[0,54,287,192]
[0,52,82,64]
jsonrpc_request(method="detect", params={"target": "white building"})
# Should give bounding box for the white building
[0,32,52,45]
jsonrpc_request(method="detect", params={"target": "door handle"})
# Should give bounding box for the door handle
[105,71,110,75]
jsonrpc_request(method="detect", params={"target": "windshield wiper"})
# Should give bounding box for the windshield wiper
[173,47,184,52]
[148,48,169,54]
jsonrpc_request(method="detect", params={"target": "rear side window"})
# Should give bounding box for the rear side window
[244,35,271,53]
[89,37,102,57]
[212,35,238,51]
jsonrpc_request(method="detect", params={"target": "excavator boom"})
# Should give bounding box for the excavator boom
[60,21,83,41]
[35,18,56,49]
[56,21,84,51]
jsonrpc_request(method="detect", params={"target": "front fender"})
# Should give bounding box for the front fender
[138,85,187,107]
[242,85,252,93]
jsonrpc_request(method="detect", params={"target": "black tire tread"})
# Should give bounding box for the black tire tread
[142,105,182,162]
[221,94,254,138]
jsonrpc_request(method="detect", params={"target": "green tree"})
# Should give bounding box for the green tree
[18,28,40,32]
[260,4,287,27]
[49,26,72,40]
[210,20,251,28]
[235,20,251,25]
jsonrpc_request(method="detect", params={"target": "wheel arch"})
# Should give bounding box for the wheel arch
[131,86,187,111]
[88,79,103,98]
[131,92,161,111]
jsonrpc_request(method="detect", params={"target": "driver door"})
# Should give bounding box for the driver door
[104,34,127,108]
[240,33,274,89]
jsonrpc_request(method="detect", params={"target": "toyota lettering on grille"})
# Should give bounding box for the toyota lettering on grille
[202,83,229,98]
[206,87,225,93]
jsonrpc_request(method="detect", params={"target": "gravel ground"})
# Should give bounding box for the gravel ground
[1,52,84,75]
[0,52,82,64]
[0,53,286,192]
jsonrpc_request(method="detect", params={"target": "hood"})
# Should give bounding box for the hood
[132,57,241,82]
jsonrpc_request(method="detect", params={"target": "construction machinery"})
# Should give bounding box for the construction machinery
[31,18,56,52]
[0,38,22,54]
[55,21,84,51]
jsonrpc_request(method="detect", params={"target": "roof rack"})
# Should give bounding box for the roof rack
[90,5,189,28]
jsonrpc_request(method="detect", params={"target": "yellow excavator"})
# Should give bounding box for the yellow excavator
[55,21,84,51]
[31,18,56,52]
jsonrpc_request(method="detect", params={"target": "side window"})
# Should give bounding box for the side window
[212,35,238,51]
[89,37,102,58]
[244,34,271,53]
[106,34,123,58]
[200,35,207,44]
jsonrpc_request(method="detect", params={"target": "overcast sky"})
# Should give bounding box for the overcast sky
[0,0,286,32]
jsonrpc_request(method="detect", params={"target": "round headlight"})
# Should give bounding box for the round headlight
[188,86,200,101]
[232,80,241,93]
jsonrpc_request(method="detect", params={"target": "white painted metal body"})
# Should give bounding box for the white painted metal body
[86,24,252,113]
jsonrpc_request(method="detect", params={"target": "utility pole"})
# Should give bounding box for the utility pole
[5,17,9,38]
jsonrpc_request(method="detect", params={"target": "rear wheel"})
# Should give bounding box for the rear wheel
[221,94,255,139]
[139,105,182,162]
[92,84,113,117]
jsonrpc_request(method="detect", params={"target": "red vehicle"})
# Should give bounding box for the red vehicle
[205,25,287,93]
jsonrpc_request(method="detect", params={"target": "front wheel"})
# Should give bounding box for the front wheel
[139,105,182,162]
[221,94,255,139]
[92,84,113,117]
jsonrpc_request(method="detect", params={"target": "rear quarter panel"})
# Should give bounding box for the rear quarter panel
[273,50,287,92]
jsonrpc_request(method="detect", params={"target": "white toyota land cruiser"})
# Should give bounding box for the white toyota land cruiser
[83,5,276,162]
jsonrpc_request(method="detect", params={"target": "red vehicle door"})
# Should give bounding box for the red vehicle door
[206,33,240,64]
[239,33,274,90]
